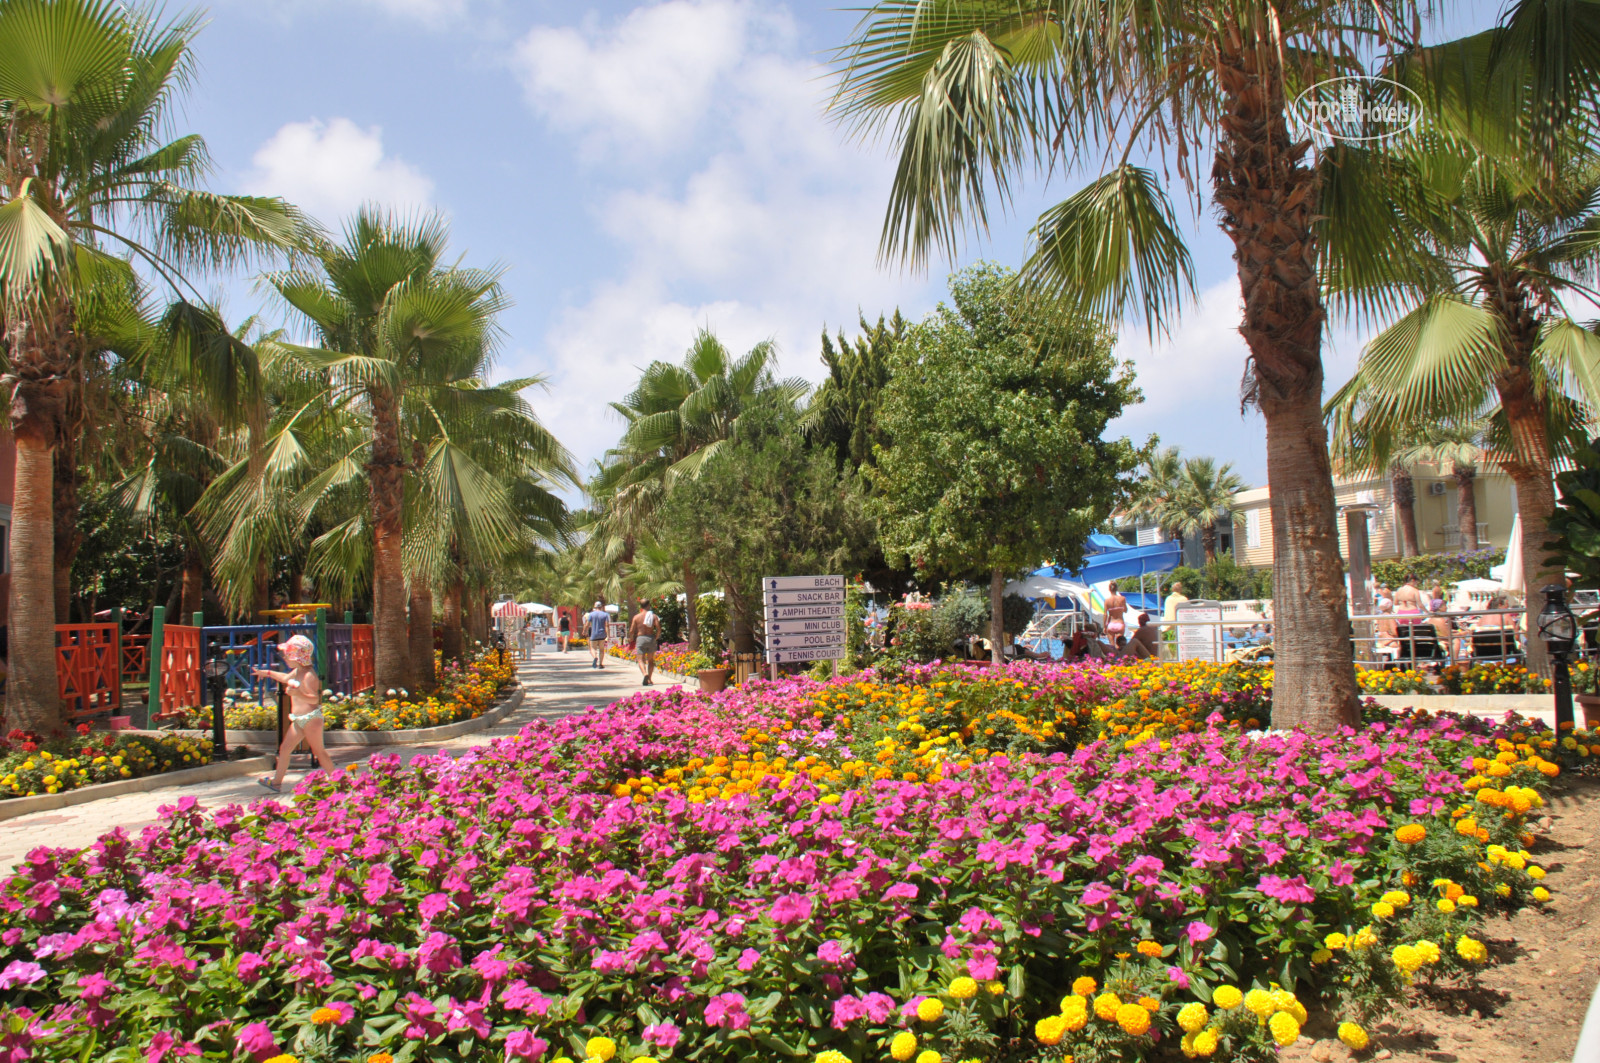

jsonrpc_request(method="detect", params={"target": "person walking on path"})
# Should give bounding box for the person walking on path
[629,604,661,685]
[253,635,335,793]
[584,602,610,668]
[557,612,571,652]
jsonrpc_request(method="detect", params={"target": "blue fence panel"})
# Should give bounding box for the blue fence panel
[201,624,317,703]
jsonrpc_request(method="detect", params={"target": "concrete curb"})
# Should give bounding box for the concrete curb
[0,755,276,823]
[217,683,525,747]
[1366,693,1555,715]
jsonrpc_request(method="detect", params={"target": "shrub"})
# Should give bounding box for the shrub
[1371,549,1502,589]
[0,729,212,798]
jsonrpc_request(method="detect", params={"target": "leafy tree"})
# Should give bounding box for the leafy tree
[801,311,903,470]
[867,264,1144,663]
[656,403,878,657]
[1546,437,1600,590]
[0,0,311,728]
[1164,553,1274,603]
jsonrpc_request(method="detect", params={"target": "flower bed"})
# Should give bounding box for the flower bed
[0,661,1592,1063]
[1356,667,1436,696]
[609,641,725,676]
[1438,662,1549,695]
[162,651,516,733]
[0,727,212,799]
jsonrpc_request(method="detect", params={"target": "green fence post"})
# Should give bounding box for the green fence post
[316,608,329,676]
[192,611,203,629]
[146,606,166,720]
[344,610,354,626]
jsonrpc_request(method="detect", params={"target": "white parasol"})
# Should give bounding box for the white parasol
[1499,515,1524,596]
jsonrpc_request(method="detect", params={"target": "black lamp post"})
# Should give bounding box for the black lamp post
[1538,583,1578,732]
[201,641,229,758]
[494,630,506,669]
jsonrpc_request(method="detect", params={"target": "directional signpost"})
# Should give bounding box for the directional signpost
[764,575,846,675]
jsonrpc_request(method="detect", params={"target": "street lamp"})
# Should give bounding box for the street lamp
[201,641,229,758]
[1538,584,1578,731]
[494,630,506,669]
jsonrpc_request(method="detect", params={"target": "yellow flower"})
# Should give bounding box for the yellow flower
[1323,931,1347,949]
[585,1038,616,1062]
[1094,992,1122,1020]
[264,1057,299,1063]
[367,1055,395,1063]
[947,976,978,1000]
[1459,894,1479,907]
[1212,985,1243,1010]
[1456,935,1488,962]
[1394,824,1427,844]
[1034,1015,1068,1046]
[984,980,1004,995]
[1177,1002,1208,1033]
[1268,1010,1300,1046]
[1380,890,1411,907]
[1533,886,1552,902]
[1135,940,1163,957]
[1436,898,1456,913]
[1192,1029,1220,1057]
[1371,901,1395,919]
[1243,989,1274,1019]
[891,1031,919,1060]
[1528,865,1546,880]
[916,998,944,1022]
[915,1053,941,1063]
[817,1053,851,1063]
[1116,1002,1152,1035]
[309,1007,341,1026]
[1338,1022,1370,1050]
[1071,976,1097,997]
[1060,1001,1088,1031]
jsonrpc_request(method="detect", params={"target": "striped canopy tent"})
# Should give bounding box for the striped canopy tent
[490,599,522,619]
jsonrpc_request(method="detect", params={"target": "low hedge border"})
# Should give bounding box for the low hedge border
[213,681,524,746]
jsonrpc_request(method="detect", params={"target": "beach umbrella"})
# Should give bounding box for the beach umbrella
[1500,515,1524,596]
[520,602,553,614]
[491,599,521,619]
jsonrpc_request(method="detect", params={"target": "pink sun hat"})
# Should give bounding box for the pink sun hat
[278,634,316,666]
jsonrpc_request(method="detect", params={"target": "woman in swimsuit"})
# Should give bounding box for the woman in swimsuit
[254,634,336,792]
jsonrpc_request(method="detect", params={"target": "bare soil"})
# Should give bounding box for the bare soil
[1281,776,1600,1063]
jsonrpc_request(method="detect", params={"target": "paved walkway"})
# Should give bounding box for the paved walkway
[0,649,679,872]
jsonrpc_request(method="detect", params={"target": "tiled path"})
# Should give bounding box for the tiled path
[0,649,681,871]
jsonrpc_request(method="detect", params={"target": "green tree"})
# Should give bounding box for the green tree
[1127,446,1184,540]
[801,311,903,470]
[1169,457,1246,564]
[0,0,310,728]
[656,403,878,656]
[599,329,805,651]
[867,264,1144,663]
[1546,437,1600,589]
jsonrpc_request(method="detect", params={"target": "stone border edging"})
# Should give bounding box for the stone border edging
[1365,693,1554,714]
[220,682,525,746]
[0,754,277,823]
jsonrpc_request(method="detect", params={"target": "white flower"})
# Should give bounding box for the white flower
[386,688,397,696]
[399,688,409,697]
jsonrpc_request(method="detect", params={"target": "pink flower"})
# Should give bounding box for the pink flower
[145,1031,200,1063]
[76,971,117,1003]
[736,948,761,971]
[1185,921,1215,945]
[1167,966,1190,989]
[704,992,750,1030]
[235,953,267,983]
[768,893,812,926]
[0,962,43,989]
[817,940,855,970]
[643,1021,681,1049]
[505,1030,548,1061]
[1258,874,1315,905]
[235,1021,277,1062]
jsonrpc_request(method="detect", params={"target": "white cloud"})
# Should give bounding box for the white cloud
[241,118,434,224]
[512,0,774,154]
[231,0,467,27]
[510,1,944,475]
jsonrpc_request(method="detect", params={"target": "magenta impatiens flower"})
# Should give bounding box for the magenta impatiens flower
[1258,874,1316,905]
[234,1021,276,1061]
[1185,921,1215,945]
[0,962,43,989]
[504,1029,548,1060]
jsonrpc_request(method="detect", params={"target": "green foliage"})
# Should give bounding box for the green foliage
[1370,551,1501,589]
[1546,437,1600,588]
[868,264,1145,587]
[659,404,877,644]
[695,593,730,652]
[649,593,686,644]
[1163,553,1273,602]
[70,479,184,622]
[1000,592,1035,637]
[801,311,904,470]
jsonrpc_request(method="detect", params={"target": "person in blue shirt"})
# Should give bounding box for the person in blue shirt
[583,601,611,669]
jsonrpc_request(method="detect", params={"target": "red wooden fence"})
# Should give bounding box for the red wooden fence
[121,633,150,681]
[351,624,375,694]
[56,624,122,721]
[156,624,203,720]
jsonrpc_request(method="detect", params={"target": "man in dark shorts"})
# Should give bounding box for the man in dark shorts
[583,601,610,668]
[628,605,660,685]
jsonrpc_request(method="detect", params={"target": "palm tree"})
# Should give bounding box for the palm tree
[1166,458,1247,563]
[0,0,310,727]
[1127,446,1185,542]
[1389,461,1420,558]
[204,211,519,693]
[800,311,904,470]
[1322,120,1600,674]
[1396,422,1489,552]
[600,330,805,651]
[827,1,1454,729]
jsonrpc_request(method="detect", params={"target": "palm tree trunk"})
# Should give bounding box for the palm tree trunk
[52,444,78,622]
[1202,524,1218,565]
[728,583,756,656]
[1212,40,1358,731]
[253,559,270,620]
[368,389,407,693]
[441,577,465,664]
[408,572,435,691]
[1454,466,1479,549]
[1391,463,1419,557]
[989,566,1005,665]
[7,399,64,732]
[683,565,700,650]
[180,546,205,619]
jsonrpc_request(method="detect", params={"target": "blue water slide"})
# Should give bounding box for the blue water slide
[1035,538,1184,586]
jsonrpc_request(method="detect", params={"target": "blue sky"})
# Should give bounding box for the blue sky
[183,0,1503,489]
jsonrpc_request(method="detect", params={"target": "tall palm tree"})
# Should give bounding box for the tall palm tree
[204,211,515,692]
[1127,446,1185,542]
[0,0,310,727]
[1397,422,1490,551]
[599,330,805,651]
[1166,458,1247,564]
[827,1,1450,729]
[1323,122,1600,674]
